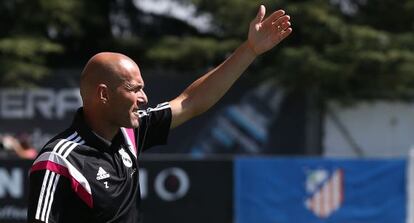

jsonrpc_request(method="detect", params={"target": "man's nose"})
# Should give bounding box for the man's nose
[137,90,148,105]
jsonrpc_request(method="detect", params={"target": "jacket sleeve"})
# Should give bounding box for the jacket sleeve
[27,148,92,223]
[138,102,172,153]
[27,168,67,223]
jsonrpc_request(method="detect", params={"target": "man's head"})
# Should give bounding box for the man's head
[80,52,148,129]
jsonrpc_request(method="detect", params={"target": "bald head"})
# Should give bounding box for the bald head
[80,52,141,105]
[78,52,147,139]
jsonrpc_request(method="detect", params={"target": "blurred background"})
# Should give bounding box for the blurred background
[1,0,414,222]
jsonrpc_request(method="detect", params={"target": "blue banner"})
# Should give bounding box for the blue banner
[235,158,406,223]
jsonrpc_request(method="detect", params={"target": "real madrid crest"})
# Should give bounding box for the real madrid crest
[119,148,133,168]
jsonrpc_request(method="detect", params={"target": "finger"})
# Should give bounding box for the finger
[254,5,266,24]
[271,26,292,43]
[272,15,290,27]
[262,9,285,27]
[275,21,291,33]
[279,21,291,31]
[280,28,293,40]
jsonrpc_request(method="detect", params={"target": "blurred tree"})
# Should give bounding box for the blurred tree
[0,0,65,87]
[0,0,113,87]
[121,0,243,72]
[146,0,414,101]
[277,0,414,102]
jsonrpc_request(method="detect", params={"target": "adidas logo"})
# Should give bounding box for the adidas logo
[96,167,110,180]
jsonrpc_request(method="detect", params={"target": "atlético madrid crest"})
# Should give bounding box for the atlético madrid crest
[304,168,344,219]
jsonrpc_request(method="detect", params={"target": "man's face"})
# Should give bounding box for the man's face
[108,60,148,128]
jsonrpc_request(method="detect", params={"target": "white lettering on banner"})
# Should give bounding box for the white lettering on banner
[155,168,190,201]
[0,88,81,119]
[0,89,25,118]
[27,89,54,119]
[0,168,23,199]
[0,206,27,220]
[139,167,190,201]
[56,89,82,119]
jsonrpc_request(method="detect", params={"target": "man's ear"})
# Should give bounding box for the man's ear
[97,84,109,104]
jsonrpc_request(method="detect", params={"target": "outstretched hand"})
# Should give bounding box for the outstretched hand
[247,5,292,56]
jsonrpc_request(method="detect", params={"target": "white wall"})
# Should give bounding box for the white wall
[324,101,414,157]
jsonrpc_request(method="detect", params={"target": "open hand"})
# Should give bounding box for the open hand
[247,5,292,56]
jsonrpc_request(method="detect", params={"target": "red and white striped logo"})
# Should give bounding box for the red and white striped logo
[304,168,344,218]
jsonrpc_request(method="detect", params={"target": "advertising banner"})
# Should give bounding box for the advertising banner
[0,158,233,223]
[0,159,31,223]
[235,157,406,223]
[139,159,233,223]
[0,69,306,155]
[3,157,406,223]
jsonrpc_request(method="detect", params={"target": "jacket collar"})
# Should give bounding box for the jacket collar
[71,107,124,151]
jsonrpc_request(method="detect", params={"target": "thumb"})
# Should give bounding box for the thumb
[254,5,266,24]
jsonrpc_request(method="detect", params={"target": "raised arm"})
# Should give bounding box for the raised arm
[169,5,292,129]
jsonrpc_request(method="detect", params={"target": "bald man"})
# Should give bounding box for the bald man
[27,5,292,223]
